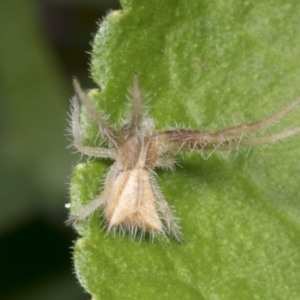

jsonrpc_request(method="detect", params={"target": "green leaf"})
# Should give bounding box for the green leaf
[70,1,300,299]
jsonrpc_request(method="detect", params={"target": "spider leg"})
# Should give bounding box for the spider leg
[121,73,146,137]
[150,175,183,243]
[71,95,116,159]
[156,125,300,153]
[215,126,300,150]
[65,193,107,225]
[158,196,183,243]
[73,78,120,146]
[155,96,300,154]
[155,129,227,153]
[212,96,300,138]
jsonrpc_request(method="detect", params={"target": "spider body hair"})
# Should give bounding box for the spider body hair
[67,73,300,243]
[67,74,183,242]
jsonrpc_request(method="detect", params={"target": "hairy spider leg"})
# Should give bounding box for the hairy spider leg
[215,126,300,150]
[65,193,107,225]
[71,94,116,159]
[150,174,184,243]
[66,164,120,225]
[214,96,300,138]
[155,96,300,153]
[121,73,146,138]
[73,78,120,147]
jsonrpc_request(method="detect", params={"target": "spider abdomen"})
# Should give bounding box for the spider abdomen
[104,168,163,232]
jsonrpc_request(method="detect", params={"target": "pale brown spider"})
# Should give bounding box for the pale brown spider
[67,74,300,242]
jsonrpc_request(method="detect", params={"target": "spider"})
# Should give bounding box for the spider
[67,73,300,243]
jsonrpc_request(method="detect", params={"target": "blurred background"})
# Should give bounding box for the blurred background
[0,0,120,299]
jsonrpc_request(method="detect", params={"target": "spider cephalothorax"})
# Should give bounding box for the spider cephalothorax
[67,74,300,242]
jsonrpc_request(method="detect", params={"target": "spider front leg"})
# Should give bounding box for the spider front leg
[70,91,116,159]
[121,72,145,137]
[73,78,120,147]
[155,96,300,153]
[215,126,300,150]
[211,96,300,138]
